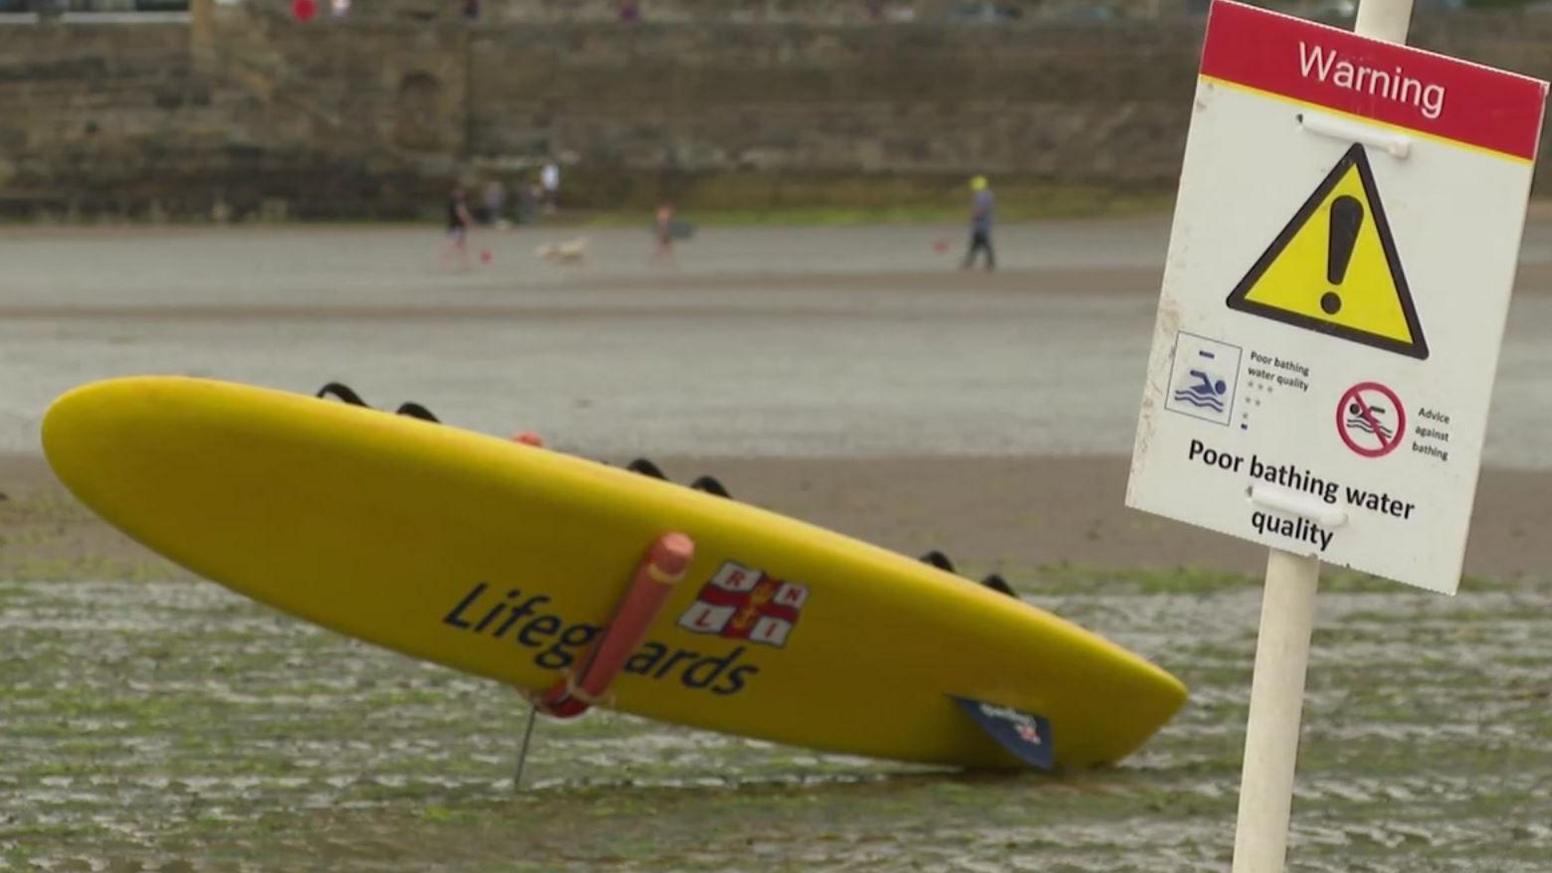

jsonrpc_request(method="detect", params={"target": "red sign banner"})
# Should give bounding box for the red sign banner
[1200,0,1547,161]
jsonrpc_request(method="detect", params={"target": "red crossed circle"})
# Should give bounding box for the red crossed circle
[1336,381,1405,458]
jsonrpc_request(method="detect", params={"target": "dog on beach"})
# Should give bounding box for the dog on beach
[536,237,589,265]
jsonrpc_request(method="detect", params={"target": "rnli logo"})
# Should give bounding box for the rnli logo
[677,561,808,648]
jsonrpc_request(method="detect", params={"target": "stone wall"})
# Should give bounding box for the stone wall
[197,3,1208,212]
[0,22,215,217]
[345,0,1165,25]
[463,20,1201,180]
[6,5,1552,219]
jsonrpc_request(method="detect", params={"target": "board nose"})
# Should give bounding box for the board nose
[42,376,185,508]
[42,378,127,484]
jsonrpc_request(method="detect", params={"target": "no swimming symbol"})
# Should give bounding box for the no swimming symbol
[1336,381,1405,458]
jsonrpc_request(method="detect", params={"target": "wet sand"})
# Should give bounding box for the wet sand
[3,222,1552,466]
[3,452,1550,583]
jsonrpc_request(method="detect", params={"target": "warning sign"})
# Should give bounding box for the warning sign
[1227,144,1428,360]
[1125,0,1548,595]
[1335,382,1405,458]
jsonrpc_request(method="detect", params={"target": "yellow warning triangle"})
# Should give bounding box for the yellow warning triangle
[1227,144,1427,360]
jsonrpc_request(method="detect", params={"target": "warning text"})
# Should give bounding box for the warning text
[1186,438,1419,551]
[1298,41,1445,120]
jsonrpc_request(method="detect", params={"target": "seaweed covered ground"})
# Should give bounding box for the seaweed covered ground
[2,465,1549,872]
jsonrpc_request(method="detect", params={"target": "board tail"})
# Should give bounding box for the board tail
[951,696,1054,771]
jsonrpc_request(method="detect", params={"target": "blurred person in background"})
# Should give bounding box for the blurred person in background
[442,186,476,270]
[541,161,561,214]
[518,178,541,225]
[482,179,506,227]
[653,202,677,265]
[961,175,996,271]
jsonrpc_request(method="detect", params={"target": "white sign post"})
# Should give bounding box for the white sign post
[1126,0,1547,870]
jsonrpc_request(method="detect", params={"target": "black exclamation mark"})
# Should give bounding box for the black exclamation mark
[1323,195,1364,315]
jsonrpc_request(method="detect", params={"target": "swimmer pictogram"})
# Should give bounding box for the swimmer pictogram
[1165,332,1241,427]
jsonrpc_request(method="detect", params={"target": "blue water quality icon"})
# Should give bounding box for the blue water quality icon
[1165,332,1242,427]
[1173,366,1230,413]
[1160,330,1241,425]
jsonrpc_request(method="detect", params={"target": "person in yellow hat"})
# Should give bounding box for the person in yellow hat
[962,175,995,271]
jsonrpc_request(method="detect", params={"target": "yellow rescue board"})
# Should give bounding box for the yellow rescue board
[42,377,1186,769]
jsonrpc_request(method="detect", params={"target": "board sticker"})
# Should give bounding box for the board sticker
[1226,144,1428,360]
[951,697,1054,771]
[677,560,808,648]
